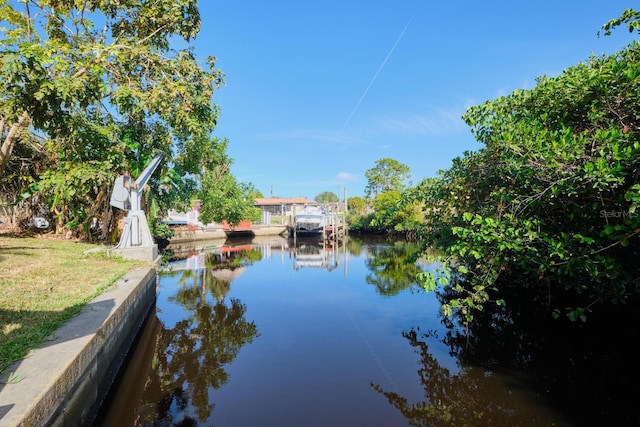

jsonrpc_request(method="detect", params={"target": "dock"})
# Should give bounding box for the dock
[287,223,347,242]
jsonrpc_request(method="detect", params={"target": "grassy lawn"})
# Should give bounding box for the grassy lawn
[0,235,146,374]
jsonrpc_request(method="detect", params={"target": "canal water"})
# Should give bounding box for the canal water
[93,235,572,427]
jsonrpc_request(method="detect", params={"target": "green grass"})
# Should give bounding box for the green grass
[0,236,146,374]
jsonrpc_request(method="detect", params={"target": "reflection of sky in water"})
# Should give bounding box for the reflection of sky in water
[161,244,460,382]
[156,270,205,331]
[98,238,573,427]
[157,241,458,426]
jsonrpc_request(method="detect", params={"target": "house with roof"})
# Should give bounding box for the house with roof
[166,197,346,231]
[254,197,318,217]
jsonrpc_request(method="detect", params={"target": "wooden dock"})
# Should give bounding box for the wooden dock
[323,223,347,240]
[287,223,347,242]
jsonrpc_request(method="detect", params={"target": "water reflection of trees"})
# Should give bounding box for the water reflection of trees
[154,298,259,423]
[364,242,425,296]
[167,247,262,305]
[134,251,260,425]
[434,279,640,426]
[371,329,561,427]
[346,236,364,255]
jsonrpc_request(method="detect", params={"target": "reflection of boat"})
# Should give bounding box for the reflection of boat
[292,240,339,271]
[294,205,327,236]
[164,235,346,273]
[295,244,325,269]
[164,242,258,272]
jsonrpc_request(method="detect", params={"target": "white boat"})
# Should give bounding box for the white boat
[294,205,327,235]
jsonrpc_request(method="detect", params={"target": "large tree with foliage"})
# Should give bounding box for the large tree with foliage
[412,29,640,324]
[0,0,236,239]
[344,195,368,231]
[314,191,339,203]
[364,157,410,198]
[197,146,261,226]
[370,189,423,234]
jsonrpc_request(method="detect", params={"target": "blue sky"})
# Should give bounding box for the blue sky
[192,1,636,199]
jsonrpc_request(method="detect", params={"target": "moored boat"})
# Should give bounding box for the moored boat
[293,205,327,235]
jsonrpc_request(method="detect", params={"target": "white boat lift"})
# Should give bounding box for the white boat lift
[109,153,163,262]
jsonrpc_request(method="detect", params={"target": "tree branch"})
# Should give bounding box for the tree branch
[0,111,31,177]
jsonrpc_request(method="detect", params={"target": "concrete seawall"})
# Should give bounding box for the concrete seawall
[168,224,288,244]
[0,267,157,427]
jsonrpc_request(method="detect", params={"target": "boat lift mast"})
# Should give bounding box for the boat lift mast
[110,153,163,262]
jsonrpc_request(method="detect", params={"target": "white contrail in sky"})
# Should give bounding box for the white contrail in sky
[343,1,423,130]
